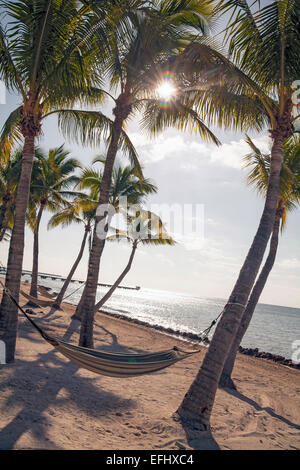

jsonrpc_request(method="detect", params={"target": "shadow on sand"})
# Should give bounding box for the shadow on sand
[224,387,300,432]
[0,311,153,450]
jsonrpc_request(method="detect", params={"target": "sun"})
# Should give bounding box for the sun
[157,81,176,101]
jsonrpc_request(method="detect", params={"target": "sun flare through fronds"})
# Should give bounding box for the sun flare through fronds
[156,81,176,101]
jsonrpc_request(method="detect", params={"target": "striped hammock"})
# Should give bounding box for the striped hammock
[2,283,200,377]
[21,290,58,309]
[47,336,197,378]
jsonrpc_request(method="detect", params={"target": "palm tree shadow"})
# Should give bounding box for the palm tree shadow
[225,388,300,431]
[0,319,139,450]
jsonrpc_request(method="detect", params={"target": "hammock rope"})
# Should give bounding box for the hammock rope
[62,281,85,301]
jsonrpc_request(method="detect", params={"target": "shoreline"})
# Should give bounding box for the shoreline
[91,306,300,370]
[4,276,300,369]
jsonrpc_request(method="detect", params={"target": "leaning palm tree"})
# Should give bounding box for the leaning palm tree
[219,134,300,389]
[73,159,157,319]
[26,145,81,298]
[67,0,219,348]
[47,194,97,310]
[0,0,110,363]
[78,210,175,333]
[175,0,300,431]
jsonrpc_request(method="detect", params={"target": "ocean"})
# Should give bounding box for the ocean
[22,274,300,360]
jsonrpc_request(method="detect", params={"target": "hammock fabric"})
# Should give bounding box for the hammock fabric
[37,285,55,299]
[47,337,197,378]
[2,284,200,378]
[21,290,61,309]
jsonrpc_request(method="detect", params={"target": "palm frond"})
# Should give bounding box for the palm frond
[0,106,23,161]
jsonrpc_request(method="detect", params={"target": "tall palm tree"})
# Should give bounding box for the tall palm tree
[27,145,81,298]
[67,0,218,348]
[175,0,300,431]
[47,194,97,310]
[219,134,300,389]
[0,0,110,363]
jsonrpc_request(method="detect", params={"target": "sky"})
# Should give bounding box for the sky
[0,2,299,309]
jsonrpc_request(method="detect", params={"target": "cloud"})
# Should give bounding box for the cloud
[128,133,202,164]
[209,135,271,169]
[128,131,271,170]
[277,258,300,269]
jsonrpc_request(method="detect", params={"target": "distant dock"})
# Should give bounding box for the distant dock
[0,267,141,291]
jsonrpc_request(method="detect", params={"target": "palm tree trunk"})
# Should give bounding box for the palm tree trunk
[78,117,124,347]
[176,131,285,431]
[78,93,132,348]
[54,226,89,308]
[219,211,281,389]
[0,135,36,362]
[29,204,44,298]
[93,242,137,314]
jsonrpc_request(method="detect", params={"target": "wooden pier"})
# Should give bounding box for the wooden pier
[0,267,140,291]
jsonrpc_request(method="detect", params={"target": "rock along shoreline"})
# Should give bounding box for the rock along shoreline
[98,308,300,371]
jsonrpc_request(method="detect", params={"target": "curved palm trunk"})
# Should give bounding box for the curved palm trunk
[54,226,90,309]
[29,204,45,298]
[73,243,137,321]
[79,93,132,348]
[0,135,36,362]
[176,132,285,431]
[219,212,281,389]
[93,242,137,313]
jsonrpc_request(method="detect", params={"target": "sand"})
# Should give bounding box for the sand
[0,283,299,450]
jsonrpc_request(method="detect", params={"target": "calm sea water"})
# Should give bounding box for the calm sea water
[22,274,300,360]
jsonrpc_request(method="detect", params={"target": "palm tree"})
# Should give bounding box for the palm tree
[94,210,175,312]
[68,0,218,348]
[78,210,175,337]
[47,194,97,310]
[27,145,81,298]
[175,0,300,430]
[0,0,112,362]
[219,134,300,389]
[77,209,173,343]
[73,159,157,319]
[51,161,157,313]
[78,157,157,208]
[0,147,46,241]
